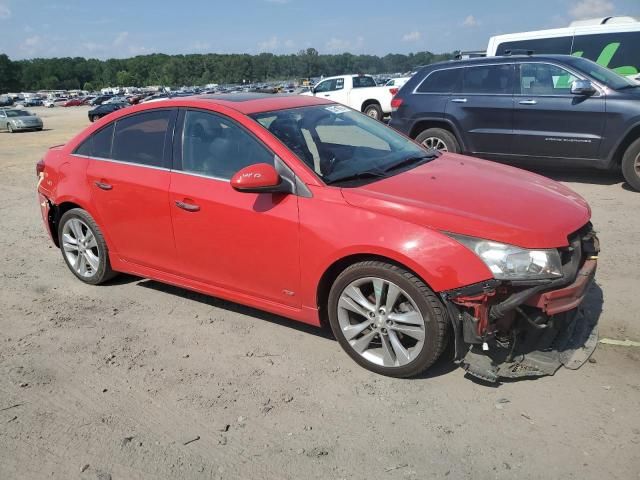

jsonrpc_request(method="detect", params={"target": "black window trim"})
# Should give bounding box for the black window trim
[71,108,178,170]
[460,63,516,96]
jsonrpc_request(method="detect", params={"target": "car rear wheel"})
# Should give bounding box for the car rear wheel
[328,261,448,378]
[415,128,459,153]
[58,208,117,285]
[621,137,640,192]
[363,103,383,121]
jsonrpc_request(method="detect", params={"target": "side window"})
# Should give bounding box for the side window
[519,63,578,95]
[352,76,376,88]
[73,123,114,158]
[181,110,274,180]
[112,110,171,167]
[416,68,463,93]
[314,80,333,93]
[495,36,573,56]
[463,65,513,94]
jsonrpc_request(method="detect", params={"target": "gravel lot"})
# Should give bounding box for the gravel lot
[1,106,639,480]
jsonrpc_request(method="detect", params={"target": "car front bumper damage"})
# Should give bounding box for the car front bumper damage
[441,225,600,383]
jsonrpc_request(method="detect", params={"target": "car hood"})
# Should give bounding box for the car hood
[340,154,590,249]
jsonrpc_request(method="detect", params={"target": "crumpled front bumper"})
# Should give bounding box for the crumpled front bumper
[441,226,600,383]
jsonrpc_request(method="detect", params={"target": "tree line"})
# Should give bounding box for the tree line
[0,49,456,93]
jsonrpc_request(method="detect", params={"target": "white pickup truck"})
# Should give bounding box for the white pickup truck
[301,74,394,120]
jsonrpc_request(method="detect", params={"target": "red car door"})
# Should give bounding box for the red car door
[84,109,180,273]
[169,109,301,307]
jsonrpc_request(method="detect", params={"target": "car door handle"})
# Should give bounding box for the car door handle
[323,94,330,97]
[451,98,467,103]
[175,200,200,212]
[519,99,537,105]
[94,181,112,190]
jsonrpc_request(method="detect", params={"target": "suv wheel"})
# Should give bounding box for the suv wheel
[58,208,117,285]
[415,128,459,153]
[328,261,448,378]
[621,137,640,191]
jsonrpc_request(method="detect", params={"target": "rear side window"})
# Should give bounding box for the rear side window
[73,123,114,158]
[416,68,463,93]
[463,65,514,94]
[352,76,376,88]
[112,110,171,167]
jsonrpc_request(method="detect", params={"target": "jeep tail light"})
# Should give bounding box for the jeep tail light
[389,88,399,96]
[36,158,45,178]
[391,97,403,112]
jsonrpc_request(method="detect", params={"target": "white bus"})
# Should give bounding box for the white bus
[486,16,640,80]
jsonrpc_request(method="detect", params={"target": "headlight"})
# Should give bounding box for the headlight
[447,233,563,280]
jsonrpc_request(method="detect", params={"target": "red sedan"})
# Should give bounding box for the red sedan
[36,94,599,381]
[63,97,86,107]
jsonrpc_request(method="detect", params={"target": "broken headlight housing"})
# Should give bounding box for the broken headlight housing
[447,233,563,281]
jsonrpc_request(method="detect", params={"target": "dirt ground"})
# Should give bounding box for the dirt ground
[1,106,639,480]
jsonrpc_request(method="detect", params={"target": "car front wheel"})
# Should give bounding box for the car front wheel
[7,123,14,133]
[328,261,448,378]
[622,137,640,191]
[58,208,117,285]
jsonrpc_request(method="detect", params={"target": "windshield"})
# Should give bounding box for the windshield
[6,110,31,117]
[566,56,637,90]
[251,105,432,186]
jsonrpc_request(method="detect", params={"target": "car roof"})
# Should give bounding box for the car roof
[183,93,333,114]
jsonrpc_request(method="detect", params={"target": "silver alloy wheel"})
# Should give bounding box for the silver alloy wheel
[337,277,426,367]
[61,218,100,278]
[421,137,448,152]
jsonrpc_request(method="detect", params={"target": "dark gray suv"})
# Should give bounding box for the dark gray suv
[390,54,640,190]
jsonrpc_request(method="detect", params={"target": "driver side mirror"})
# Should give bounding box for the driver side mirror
[571,80,596,96]
[231,163,291,194]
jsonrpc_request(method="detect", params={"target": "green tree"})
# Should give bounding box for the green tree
[0,54,19,93]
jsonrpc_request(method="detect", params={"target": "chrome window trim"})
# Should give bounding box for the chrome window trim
[70,154,170,172]
[514,60,605,97]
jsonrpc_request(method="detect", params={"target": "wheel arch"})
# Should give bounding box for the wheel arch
[609,122,640,168]
[409,118,465,150]
[316,253,437,328]
[361,99,381,112]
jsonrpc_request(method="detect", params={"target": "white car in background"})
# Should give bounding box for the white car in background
[43,99,56,108]
[385,77,411,89]
[302,74,395,120]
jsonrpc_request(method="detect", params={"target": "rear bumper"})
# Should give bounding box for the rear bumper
[525,259,597,315]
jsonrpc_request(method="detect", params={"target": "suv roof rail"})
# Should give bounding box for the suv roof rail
[502,49,534,56]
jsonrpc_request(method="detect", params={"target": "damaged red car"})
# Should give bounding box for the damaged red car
[36,94,599,382]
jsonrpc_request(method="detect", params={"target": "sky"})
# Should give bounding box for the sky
[1,0,640,60]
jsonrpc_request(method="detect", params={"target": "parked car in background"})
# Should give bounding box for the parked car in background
[37,94,598,382]
[43,99,56,108]
[390,54,640,190]
[89,95,114,106]
[0,108,43,132]
[302,74,395,120]
[385,77,411,89]
[0,95,13,107]
[23,97,44,107]
[64,98,86,107]
[82,96,96,105]
[103,96,129,104]
[87,102,129,122]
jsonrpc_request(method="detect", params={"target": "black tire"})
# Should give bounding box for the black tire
[89,115,96,122]
[363,103,383,121]
[327,261,448,378]
[621,137,640,191]
[415,128,460,153]
[58,208,117,285]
